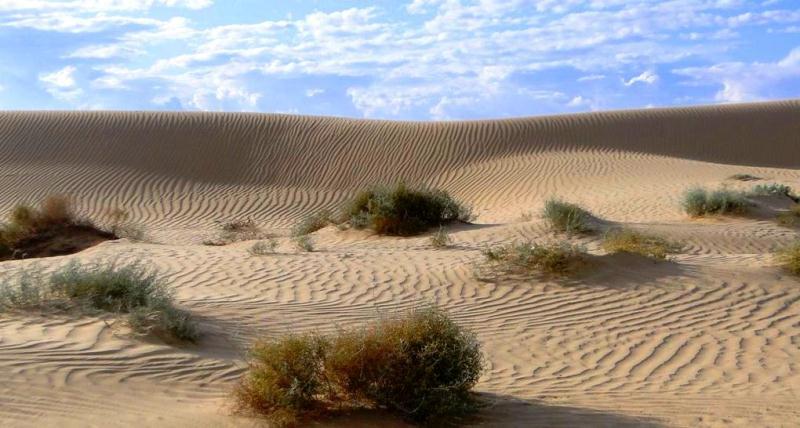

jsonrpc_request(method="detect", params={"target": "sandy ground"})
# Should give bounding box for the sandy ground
[0,100,799,427]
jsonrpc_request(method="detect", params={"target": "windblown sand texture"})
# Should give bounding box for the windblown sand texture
[1,100,799,427]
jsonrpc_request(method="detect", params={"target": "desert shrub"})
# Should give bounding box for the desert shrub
[682,187,750,217]
[294,235,314,252]
[777,242,800,276]
[205,219,265,245]
[345,183,472,236]
[777,204,800,227]
[480,241,586,277]
[107,208,146,241]
[429,226,452,248]
[292,210,333,237]
[602,229,681,260]
[234,307,483,427]
[1,196,79,247]
[541,199,592,234]
[0,261,197,341]
[752,183,797,200]
[249,238,279,255]
[235,333,330,427]
[729,173,760,181]
[327,307,484,423]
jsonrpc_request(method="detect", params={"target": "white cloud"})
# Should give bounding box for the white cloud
[305,88,324,97]
[39,65,83,101]
[578,74,605,82]
[674,47,800,102]
[623,70,659,86]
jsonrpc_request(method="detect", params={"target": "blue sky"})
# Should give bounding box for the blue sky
[0,0,799,120]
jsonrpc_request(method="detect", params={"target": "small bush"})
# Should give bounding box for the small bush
[541,199,592,234]
[249,238,279,255]
[682,187,750,217]
[752,183,796,200]
[480,241,586,277]
[602,228,681,260]
[234,307,483,427]
[777,204,800,227]
[292,210,333,237]
[729,173,761,181]
[206,219,265,245]
[107,208,146,241]
[345,182,473,236]
[0,261,197,342]
[294,235,314,252]
[777,242,800,276]
[429,226,452,248]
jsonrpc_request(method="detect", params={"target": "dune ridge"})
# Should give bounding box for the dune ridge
[1,100,799,427]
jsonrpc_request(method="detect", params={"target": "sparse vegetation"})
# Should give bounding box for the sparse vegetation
[107,208,146,241]
[480,241,586,277]
[249,238,279,255]
[292,210,334,237]
[682,187,751,217]
[0,261,197,342]
[777,204,800,227]
[294,235,314,252]
[234,306,484,427]
[602,228,681,260]
[752,183,797,201]
[0,195,116,261]
[777,242,800,276]
[429,226,452,248]
[729,173,761,181]
[541,199,592,234]
[345,182,473,236]
[205,219,266,245]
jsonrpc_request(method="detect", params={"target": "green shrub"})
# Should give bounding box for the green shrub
[249,238,279,255]
[294,235,314,252]
[541,199,592,234]
[234,307,484,426]
[345,182,472,236]
[682,187,750,217]
[1,196,82,249]
[235,333,329,427]
[752,183,794,198]
[729,173,760,181]
[205,219,265,245]
[429,226,452,248]
[602,229,681,260]
[0,261,197,342]
[292,210,333,237]
[778,242,800,276]
[480,241,586,277]
[777,204,800,227]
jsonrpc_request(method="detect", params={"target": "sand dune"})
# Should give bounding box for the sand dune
[1,100,799,427]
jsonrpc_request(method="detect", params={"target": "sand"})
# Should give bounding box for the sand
[0,100,799,427]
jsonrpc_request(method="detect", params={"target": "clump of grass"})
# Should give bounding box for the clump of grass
[777,204,800,227]
[682,187,751,217]
[729,173,760,181]
[0,196,115,260]
[249,238,279,255]
[345,182,473,236]
[0,261,197,342]
[602,228,681,260]
[777,242,800,276]
[541,199,592,234]
[429,226,452,248]
[752,183,797,201]
[205,219,266,245]
[480,241,586,277]
[107,208,146,241]
[294,235,314,252]
[234,306,484,427]
[292,210,333,237]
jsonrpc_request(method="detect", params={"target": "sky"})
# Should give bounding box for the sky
[0,0,798,120]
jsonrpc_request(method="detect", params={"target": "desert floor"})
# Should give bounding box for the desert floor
[1,100,799,427]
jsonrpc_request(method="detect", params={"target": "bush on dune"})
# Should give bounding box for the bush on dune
[541,199,592,234]
[602,228,681,260]
[751,183,796,200]
[682,187,750,217]
[777,204,800,227]
[777,242,800,276]
[292,210,334,237]
[480,241,586,277]
[0,261,197,342]
[234,306,484,427]
[345,182,473,236]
